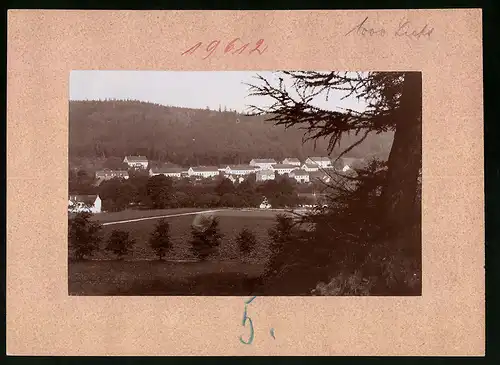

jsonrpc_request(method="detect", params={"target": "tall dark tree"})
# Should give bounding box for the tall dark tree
[106,230,136,259]
[68,212,103,260]
[247,71,422,239]
[146,175,173,209]
[236,227,258,256]
[215,178,235,196]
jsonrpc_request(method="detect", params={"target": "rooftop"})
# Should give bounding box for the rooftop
[151,167,185,174]
[273,164,299,169]
[251,159,277,163]
[191,166,219,172]
[125,155,148,162]
[290,169,309,176]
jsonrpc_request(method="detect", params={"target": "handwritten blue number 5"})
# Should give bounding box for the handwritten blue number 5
[239,296,256,345]
[239,305,254,345]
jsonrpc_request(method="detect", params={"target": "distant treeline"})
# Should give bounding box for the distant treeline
[69,100,394,167]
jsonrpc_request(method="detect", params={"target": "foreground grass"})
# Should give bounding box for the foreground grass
[69,260,267,295]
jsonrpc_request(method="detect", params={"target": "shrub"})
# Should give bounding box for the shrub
[190,216,223,260]
[148,219,172,260]
[106,230,135,259]
[311,271,376,296]
[236,227,258,256]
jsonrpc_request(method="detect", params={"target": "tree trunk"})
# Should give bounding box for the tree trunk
[382,72,422,241]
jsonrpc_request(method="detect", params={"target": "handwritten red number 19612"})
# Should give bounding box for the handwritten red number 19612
[182,38,268,59]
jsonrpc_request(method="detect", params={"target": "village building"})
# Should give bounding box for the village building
[249,159,277,170]
[281,158,301,166]
[305,156,332,168]
[256,169,275,182]
[289,169,310,183]
[309,171,332,184]
[95,169,129,181]
[272,164,299,175]
[224,164,258,176]
[187,166,220,178]
[68,194,102,214]
[301,163,320,172]
[123,155,149,169]
[259,197,272,209]
[149,167,185,178]
[225,174,245,184]
[338,157,365,172]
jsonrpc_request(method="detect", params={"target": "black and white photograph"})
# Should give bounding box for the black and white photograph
[68,70,422,296]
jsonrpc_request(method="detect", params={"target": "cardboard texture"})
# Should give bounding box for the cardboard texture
[7,9,484,356]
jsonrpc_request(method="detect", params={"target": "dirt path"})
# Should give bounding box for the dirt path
[101,209,222,226]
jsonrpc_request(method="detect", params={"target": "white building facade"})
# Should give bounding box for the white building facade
[224,165,258,176]
[272,164,299,175]
[95,170,129,180]
[301,163,320,172]
[305,157,332,168]
[256,169,275,182]
[149,167,185,178]
[289,169,310,183]
[188,166,220,178]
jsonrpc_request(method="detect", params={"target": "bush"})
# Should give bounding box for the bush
[311,271,376,296]
[236,227,258,256]
[106,230,135,259]
[190,216,223,260]
[148,219,172,260]
[68,212,102,260]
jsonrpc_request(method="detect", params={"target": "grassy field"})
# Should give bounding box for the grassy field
[89,209,282,261]
[69,208,288,295]
[69,260,267,295]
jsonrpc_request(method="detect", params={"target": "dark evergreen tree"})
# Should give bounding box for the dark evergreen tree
[68,212,103,260]
[148,219,172,260]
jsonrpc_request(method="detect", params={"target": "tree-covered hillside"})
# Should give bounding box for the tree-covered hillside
[69,100,393,167]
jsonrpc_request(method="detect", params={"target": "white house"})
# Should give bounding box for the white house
[68,194,102,214]
[305,157,332,168]
[249,159,277,170]
[301,163,320,172]
[95,170,129,181]
[256,169,275,182]
[187,166,220,178]
[289,169,310,183]
[149,167,185,178]
[281,158,301,166]
[123,155,149,169]
[224,165,258,176]
[272,164,299,175]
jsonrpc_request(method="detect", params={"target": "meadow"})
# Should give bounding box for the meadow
[69,208,289,295]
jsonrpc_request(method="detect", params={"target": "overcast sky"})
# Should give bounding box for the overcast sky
[70,71,367,113]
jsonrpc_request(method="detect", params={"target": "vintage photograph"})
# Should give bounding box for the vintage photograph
[68,70,422,296]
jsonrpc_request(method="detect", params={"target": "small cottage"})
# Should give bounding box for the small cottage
[68,194,102,214]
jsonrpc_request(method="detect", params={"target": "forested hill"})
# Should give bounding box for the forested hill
[69,100,394,167]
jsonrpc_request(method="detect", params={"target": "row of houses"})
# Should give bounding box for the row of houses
[96,155,361,184]
[121,156,334,170]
